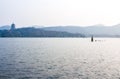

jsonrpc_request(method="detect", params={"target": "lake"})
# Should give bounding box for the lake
[0,38,120,79]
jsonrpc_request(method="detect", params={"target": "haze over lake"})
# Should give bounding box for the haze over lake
[0,38,120,79]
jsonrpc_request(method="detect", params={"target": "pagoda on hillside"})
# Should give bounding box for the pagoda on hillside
[10,23,16,31]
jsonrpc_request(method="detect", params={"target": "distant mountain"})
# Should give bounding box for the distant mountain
[2,24,120,37]
[0,27,84,37]
[0,25,10,30]
[27,25,44,28]
[41,24,120,37]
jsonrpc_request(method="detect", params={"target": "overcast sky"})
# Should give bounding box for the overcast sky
[1,0,120,27]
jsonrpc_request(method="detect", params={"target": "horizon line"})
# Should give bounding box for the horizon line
[1,23,120,28]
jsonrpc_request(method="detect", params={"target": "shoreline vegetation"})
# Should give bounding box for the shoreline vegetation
[1,23,120,37]
[0,27,85,37]
[1,28,120,38]
[0,23,85,37]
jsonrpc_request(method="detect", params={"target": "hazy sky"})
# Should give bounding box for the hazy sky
[1,0,120,27]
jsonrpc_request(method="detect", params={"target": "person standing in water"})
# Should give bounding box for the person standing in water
[91,36,94,42]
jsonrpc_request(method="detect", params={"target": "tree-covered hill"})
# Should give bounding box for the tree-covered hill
[0,27,84,37]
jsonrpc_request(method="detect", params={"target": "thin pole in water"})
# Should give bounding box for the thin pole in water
[91,36,94,42]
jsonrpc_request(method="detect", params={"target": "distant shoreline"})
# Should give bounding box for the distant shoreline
[1,36,119,39]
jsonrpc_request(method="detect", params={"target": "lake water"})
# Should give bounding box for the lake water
[0,38,120,79]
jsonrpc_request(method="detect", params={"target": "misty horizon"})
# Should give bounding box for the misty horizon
[1,23,120,28]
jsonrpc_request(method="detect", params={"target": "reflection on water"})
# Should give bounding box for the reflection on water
[0,38,120,79]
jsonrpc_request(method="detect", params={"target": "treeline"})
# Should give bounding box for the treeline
[0,27,84,37]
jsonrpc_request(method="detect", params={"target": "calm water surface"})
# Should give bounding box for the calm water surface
[0,38,120,79]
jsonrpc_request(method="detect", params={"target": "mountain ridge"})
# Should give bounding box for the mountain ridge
[1,24,120,37]
[39,24,120,37]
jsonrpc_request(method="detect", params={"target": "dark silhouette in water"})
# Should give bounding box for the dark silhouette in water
[91,36,94,42]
